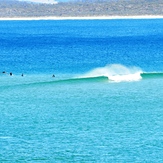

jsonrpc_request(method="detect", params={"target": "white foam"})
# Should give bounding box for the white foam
[81,64,142,82]
[109,72,142,82]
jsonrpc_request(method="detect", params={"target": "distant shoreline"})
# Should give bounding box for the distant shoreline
[0,15,163,21]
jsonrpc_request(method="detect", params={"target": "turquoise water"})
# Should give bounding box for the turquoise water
[0,19,163,162]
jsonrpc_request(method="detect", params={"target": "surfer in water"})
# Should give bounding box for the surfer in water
[52,74,55,77]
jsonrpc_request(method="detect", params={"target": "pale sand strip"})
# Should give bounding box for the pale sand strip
[0,15,163,21]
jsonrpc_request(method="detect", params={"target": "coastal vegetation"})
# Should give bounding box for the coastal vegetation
[0,0,163,17]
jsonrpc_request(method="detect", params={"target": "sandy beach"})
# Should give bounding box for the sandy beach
[0,15,163,21]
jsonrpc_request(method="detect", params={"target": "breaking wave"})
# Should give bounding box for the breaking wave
[80,64,143,82]
[1,64,163,89]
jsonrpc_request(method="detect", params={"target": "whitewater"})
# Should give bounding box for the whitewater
[0,19,163,162]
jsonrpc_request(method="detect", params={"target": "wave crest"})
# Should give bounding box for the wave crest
[81,64,143,82]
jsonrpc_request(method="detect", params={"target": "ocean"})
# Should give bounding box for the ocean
[0,19,163,162]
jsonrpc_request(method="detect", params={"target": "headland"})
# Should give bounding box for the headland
[0,0,163,19]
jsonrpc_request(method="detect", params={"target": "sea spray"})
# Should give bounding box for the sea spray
[80,64,143,82]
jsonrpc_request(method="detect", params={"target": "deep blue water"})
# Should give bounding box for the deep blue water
[0,19,163,74]
[0,19,163,162]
